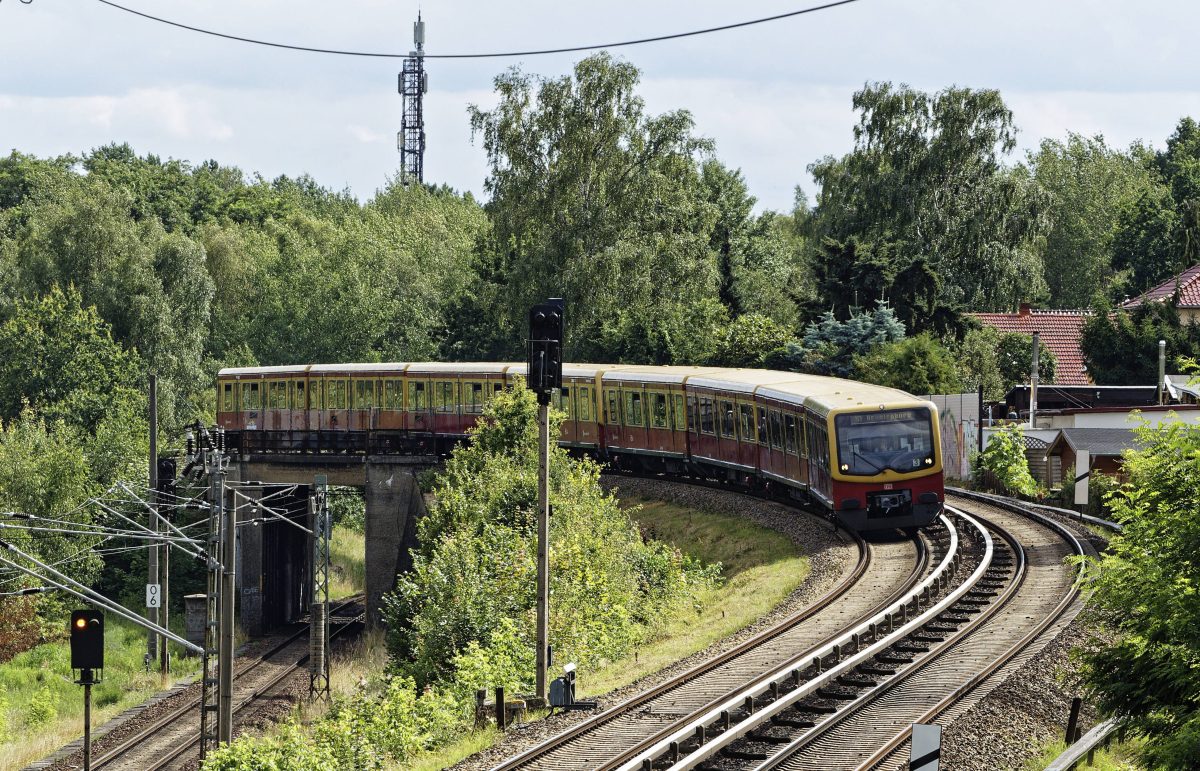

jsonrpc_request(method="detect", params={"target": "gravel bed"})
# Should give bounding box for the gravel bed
[941,619,1101,771]
[448,476,856,771]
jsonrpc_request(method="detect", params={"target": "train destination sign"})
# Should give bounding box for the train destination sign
[845,409,924,426]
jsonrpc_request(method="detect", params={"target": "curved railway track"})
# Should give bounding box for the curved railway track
[83,595,364,771]
[488,489,1090,771]
[491,510,953,771]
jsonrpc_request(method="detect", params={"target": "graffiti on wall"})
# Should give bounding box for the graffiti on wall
[921,393,980,482]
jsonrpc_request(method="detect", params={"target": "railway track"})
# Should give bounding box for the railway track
[80,594,364,771]
[489,490,1089,771]
[491,509,958,771]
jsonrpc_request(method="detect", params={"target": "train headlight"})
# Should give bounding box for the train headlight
[840,464,848,472]
[924,457,933,465]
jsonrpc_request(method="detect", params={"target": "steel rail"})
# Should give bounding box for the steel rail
[87,594,363,770]
[850,495,1091,770]
[756,513,1027,771]
[616,510,986,771]
[489,512,881,771]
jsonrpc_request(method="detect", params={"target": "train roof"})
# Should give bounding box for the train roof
[216,362,927,413]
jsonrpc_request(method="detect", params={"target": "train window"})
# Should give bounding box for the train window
[785,414,799,455]
[606,390,620,425]
[720,400,736,439]
[555,387,572,419]
[674,394,687,431]
[625,390,645,427]
[222,383,233,412]
[651,393,668,429]
[354,380,375,409]
[325,379,347,410]
[687,396,698,433]
[409,381,428,412]
[769,410,783,449]
[294,381,307,409]
[266,381,284,409]
[757,407,768,446]
[242,382,260,411]
[435,381,458,413]
[577,387,592,421]
[739,404,754,442]
[700,397,715,435]
[466,382,484,414]
[383,380,403,410]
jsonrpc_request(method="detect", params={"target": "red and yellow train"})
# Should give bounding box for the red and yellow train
[216,363,944,532]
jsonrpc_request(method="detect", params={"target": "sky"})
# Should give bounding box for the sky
[3,0,1200,213]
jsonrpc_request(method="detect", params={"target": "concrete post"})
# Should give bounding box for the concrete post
[364,464,425,627]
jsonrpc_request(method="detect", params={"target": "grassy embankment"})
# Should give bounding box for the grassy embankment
[1023,736,1144,770]
[0,617,201,770]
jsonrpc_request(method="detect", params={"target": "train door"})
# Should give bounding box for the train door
[768,408,786,479]
[575,383,597,446]
[784,411,802,481]
[695,391,719,460]
[622,384,648,450]
[324,377,349,434]
[431,379,461,435]
[219,380,240,430]
[462,380,486,434]
[603,385,622,449]
[646,388,671,453]
[240,379,262,431]
[806,413,831,503]
[263,379,285,430]
[287,379,307,431]
[350,378,376,432]
[408,378,432,433]
[756,403,772,476]
[716,395,738,466]
[736,400,757,468]
[379,378,405,430]
[556,383,577,444]
[670,390,687,454]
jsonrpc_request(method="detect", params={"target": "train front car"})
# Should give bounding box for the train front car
[827,402,944,533]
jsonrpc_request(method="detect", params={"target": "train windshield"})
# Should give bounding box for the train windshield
[834,408,935,476]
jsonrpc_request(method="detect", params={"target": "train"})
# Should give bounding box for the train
[215,363,944,533]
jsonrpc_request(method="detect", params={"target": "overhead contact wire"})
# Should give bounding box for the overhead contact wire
[93,0,864,58]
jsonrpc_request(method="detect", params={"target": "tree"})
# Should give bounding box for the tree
[1080,300,1200,385]
[808,83,1050,328]
[711,313,796,368]
[765,301,905,377]
[972,421,1040,497]
[956,326,1056,400]
[853,333,962,395]
[0,285,143,436]
[467,54,722,362]
[1076,420,1200,768]
[1030,134,1159,307]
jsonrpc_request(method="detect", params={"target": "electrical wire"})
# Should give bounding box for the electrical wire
[93,0,864,59]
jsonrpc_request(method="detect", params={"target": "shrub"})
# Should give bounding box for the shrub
[25,685,56,727]
[973,422,1041,497]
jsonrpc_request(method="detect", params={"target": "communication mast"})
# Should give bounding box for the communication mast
[398,14,427,183]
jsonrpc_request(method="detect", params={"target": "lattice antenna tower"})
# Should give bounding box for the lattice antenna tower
[398,14,428,183]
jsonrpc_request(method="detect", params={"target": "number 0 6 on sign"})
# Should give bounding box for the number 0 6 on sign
[146,583,161,609]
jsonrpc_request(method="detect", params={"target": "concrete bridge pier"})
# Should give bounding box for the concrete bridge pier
[364,464,427,627]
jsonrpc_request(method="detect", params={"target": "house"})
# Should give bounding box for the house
[973,304,1092,385]
[1122,263,1200,323]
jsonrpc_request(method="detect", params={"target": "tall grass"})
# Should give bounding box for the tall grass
[0,616,200,769]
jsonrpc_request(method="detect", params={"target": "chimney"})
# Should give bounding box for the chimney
[1018,302,1032,316]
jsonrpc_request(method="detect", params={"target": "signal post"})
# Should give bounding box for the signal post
[528,300,564,699]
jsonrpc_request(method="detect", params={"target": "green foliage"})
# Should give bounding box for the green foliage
[1075,420,1200,769]
[973,422,1041,497]
[712,313,796,368]
[808,82,1050,331]
[24,686,56,728]
[1029,133,1159,307]
[329,488,365,534]
[1081,299,1200,385]
[957,327,1057,401]
[384,384,719,688]
[765,302,904,378]
[1057,467,1119,518]
[852,333,962,395]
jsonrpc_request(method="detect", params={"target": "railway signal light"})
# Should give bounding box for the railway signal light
[70,609,104,673]
[528,300,564,404]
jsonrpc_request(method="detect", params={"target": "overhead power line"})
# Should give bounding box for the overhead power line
[93,0,864,59]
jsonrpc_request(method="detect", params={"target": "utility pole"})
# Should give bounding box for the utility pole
[218,456,234,744]
[398,14,427,183]
[309,476,331,700]
[147,374,158,667]
[1029,332,1040,428]
[1158,339,1167,405]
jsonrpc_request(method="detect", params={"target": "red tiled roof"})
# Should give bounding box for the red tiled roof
[1122,263,1200,309]
[971,306,1092,385]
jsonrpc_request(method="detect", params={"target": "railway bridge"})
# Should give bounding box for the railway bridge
[231,452,435,632]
